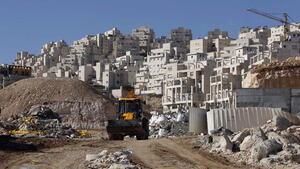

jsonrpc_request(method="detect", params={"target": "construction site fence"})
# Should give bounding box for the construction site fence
[207,107,300,134]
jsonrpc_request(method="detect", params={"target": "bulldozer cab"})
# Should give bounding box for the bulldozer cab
[118,98,142,120]
[107,91,149,140]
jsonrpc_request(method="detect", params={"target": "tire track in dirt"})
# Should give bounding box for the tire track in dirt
[127,138,238,169]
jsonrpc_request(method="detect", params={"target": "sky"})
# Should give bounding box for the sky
[0,0,299,64]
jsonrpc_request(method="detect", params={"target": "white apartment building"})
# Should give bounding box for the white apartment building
[152,36,169,49]
[162,56,214,112]
[277,31,300,61]
[169,27,192,52]
[202,29,232,59]
[113,34,140,58]
[205,27,270,109]
[190,39,208,54]
[132,26,155,54]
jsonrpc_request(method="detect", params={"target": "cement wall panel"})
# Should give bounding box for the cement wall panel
[207,107,283,133]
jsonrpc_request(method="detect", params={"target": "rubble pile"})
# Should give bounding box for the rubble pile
[0,121,8,135]
[149,111,190,138]
[0,77,116,129]
[85,149,141,169]
[7,105,81,138]
[243,56,300,88]
[193,115,300,169]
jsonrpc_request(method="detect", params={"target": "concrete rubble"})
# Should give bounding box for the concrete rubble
[148,111,190,138]
[2,105,82,138]
[85,149,141,169]
[193,115,300,169]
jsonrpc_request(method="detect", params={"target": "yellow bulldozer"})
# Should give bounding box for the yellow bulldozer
[106,91,149,140]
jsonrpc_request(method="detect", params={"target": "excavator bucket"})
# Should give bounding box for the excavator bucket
[106,119,144,140]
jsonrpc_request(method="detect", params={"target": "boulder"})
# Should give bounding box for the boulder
[240,134,264,151]
[250,139,282,161]
[267,132,284,145]
[232,128,250,144]
[219,135,233,152]
[272,116,293,131]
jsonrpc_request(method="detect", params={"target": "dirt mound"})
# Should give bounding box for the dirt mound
[243,57,300,88]
[0,78,116,129]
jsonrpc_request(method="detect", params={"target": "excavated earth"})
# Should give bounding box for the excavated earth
[243,57,300,88]
[0,77,116,129]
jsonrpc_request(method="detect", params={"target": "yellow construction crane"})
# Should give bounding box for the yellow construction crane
[247,8,299,40]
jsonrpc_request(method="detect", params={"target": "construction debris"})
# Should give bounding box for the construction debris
[149,111,190,138]
[6,105,82,138]
[193,115,300,168]
[0,77,116,129]
[85,149,141,169]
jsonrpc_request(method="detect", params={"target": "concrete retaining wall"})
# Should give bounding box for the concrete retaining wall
[235,88,300,114]
[207,107,289,134]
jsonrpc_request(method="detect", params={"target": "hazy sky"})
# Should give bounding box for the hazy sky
[0,0,299,64]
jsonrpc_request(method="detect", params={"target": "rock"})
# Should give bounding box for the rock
[251,127,267,140]
[85,149,139,169]
[240,134,264,151]
[99,150,108,157]
[158,129,168,137]
[267,132,284,145]
[232,128,250,144]
[280,131,300,145]
[272,116,293,131]
[86,154,100,161]
[210,127,233,136]
[219,135,233,152]
[259,157,277,167]
[204,135,213,144]
[287,125,300,133]
[250,139,282,161]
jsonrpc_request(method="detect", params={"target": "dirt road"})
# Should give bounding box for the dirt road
[0,137,244,169]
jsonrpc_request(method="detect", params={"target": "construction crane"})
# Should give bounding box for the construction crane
[247,8,299,40]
